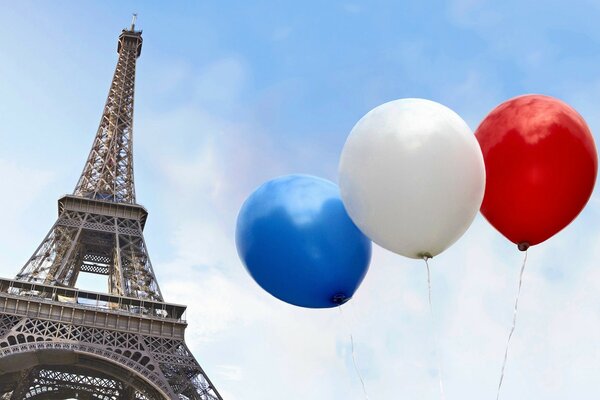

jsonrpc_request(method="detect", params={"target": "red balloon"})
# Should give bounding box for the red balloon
[475,95,598,249]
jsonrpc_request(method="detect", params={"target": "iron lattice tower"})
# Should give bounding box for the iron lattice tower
[0,18,223,400]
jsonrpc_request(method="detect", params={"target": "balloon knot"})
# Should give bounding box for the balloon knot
[332,293,350,305]
[517,242,530,252]
[419,252,432,260]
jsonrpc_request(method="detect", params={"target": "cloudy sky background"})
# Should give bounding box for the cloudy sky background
[1,1,600,399]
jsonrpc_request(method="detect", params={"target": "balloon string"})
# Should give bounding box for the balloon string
[496,250,528,400]
[338,305,370,400]
[424,257,446,400]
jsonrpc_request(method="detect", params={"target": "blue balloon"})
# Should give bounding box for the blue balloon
[236,174,371,308]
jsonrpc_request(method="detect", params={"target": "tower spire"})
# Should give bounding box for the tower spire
[73,21,142,204]
[131,13,137,30]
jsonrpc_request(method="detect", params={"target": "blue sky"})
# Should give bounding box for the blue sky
[1,1,600,399]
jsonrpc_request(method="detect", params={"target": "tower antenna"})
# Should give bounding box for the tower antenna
[131,13,137,30]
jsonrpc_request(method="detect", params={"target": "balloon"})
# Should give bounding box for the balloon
[235,174,372,309]
[475,94,598,249]
[339,98,485,259]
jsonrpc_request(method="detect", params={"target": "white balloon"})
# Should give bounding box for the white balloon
[339,98,485,259]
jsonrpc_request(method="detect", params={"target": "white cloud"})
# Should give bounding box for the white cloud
[139,48,600,397]
[193,57,248,108]
[343,4,362,14]
[215,364,243,381]
[272,26,293,42]
[0,159,55,276]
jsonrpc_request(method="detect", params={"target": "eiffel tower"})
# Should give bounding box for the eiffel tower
[0,17,222,400]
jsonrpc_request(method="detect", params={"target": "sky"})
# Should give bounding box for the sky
[0,1,600,399]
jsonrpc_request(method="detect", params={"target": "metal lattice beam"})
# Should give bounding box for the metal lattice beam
[73,29,141,204]
[15,204,163,301]
[5,365,153,400]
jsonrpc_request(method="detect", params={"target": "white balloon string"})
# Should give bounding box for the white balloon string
[424,257,446,400]
[496,250,528,400]
[338,305,370,400]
